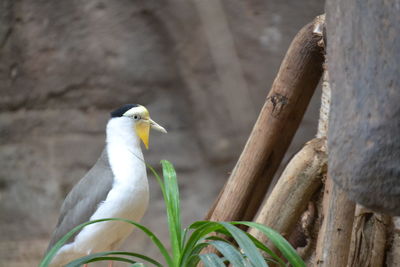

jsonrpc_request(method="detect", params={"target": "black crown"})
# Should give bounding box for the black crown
[110,104,139,118]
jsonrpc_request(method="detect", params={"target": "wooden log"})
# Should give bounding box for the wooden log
[347,206,391,267]
[248,138,327,246]
[386,217,400,266]
[313,66,356,266]
[314,177,356,267]
[206,16,325,222]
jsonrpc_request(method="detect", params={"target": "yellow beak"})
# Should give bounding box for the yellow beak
[135,118,167,149]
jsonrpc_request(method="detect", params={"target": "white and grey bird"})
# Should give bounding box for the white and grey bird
[46,104,166,267]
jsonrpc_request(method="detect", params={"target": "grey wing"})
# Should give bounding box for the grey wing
[46,149,114,252]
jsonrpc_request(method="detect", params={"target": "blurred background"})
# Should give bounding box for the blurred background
[0,0,324,266]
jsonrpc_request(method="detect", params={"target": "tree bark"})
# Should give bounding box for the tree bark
[314,177,356,267]
[347,206,391,267]
[206,16,324,223]
[249,137,327,248]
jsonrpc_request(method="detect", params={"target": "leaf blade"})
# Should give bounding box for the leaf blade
[199,253,226,267]
[161,159,183,265]
[39,218,172,267]
[219,222,268,267]
[209,240,247,267]
[64,251,161,267]
[237,222,306,267]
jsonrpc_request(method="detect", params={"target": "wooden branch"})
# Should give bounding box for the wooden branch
[206,16,325,222]
[248,138,327,246]
[314,177,356,267]
[386,217,400,266]
[347,206,390,267]
[317,67,330,138]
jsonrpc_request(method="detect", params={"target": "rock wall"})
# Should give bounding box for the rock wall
[0,0,324,265]
[326,0,400,216]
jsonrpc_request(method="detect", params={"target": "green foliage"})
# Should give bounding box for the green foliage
[40,160,305,267]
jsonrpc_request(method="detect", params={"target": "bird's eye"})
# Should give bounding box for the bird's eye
[133,115,140,120]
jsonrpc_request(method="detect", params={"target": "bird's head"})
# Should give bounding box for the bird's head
[110,104,167,149]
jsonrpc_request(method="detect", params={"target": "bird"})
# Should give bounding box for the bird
[45,104,167,267]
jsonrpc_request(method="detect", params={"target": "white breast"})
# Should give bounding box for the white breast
[51,118,149,266]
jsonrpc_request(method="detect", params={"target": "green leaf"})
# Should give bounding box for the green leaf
[244,233,285,266]
[219,222,268,267]
[181,227,189,250]
[209,240,248,267]
[146,164,166,202]
[64,251,161,267]
[185,243,210,267]
[204,235,232,242]
[39,218,172,267]
[189,220,211,229]
[161,160,183,265]
[180,222,225,266]
[209,227,282,266]
[67,256,136,266]
[237,222,306,267]
[183,222,272,267]
[199,253,226,267]
[146,165,175,267]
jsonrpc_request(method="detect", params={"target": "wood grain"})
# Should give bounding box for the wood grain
[347,207,390,267]
[206,17,325,222]
[314,177,356,267]
[248,138,327,247]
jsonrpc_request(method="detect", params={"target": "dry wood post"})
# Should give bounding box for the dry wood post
[314,176,356,267]
[314,72,393,267]
[313,69,356,267]
[248,137,327,247]
[249,17,328,256]
[387,217,400,266]
[248,68,396,266]
[347,206,391,267]
[202,9,400,266]
[206,15,325,223]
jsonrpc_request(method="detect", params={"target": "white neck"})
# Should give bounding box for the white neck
[106,117,146,187]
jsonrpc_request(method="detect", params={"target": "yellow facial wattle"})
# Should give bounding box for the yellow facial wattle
[135,121,150,149]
